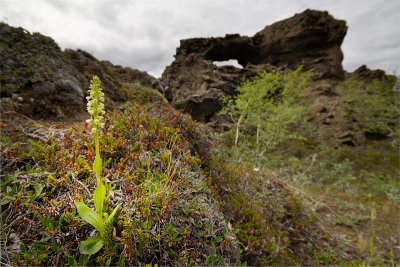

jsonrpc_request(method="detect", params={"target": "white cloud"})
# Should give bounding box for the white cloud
[1,0,399,77]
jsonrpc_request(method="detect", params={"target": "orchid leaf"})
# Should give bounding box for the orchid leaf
[75,202,102,234]
[79,235,104,255]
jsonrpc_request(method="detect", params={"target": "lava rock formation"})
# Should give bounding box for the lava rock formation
[162,9,348,122]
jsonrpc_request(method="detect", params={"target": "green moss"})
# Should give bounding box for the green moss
[121,86,166,106]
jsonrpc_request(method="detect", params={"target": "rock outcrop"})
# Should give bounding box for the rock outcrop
[0,22,161,120]
[0,22,87,118]
[345,65,386,82]
[162,9,347,122]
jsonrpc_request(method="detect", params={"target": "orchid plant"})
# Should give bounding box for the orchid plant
[75,76,122,255]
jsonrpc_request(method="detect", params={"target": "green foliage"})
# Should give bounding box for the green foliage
[337,78,400,137]
[330,214,369,228]
[79,235,105,255]
[19,242,48,265]
[121,85,167,105]
[67,254,91,267]
[266,142,400,201]
[220,66,312,151]
[0,171,22,206]
[0,168,47,208]
[162,223,182,242]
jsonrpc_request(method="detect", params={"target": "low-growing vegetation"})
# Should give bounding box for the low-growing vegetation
[204,157,346,265]
[1,69,399,266]
[214,69,400,265]
[1,78,238,265]
[337,78,400,141]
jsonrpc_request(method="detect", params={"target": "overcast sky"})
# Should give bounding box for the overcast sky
[1,0,399,78]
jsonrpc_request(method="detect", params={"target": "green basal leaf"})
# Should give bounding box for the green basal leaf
[94,183,106,214]
[93,154,102,181]
[107,203,122,224]
[79,235,104,255]
[75,202,102,234]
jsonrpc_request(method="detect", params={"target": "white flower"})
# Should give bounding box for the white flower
[86,76,105,133]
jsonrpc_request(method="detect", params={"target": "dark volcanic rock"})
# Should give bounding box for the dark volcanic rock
[0,22,162,120]
[162,9,347,122]
[345,65,386,82]
[252,9,347,78]
[0,22,87,118]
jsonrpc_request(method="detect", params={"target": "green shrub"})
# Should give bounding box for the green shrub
[337,78,400,137]
[220,66,313,152]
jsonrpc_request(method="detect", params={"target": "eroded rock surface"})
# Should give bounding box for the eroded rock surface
[345,65,386,82]
[0,22,161,120]
[162,9,347,122]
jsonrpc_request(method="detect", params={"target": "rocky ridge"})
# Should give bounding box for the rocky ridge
[0,22,162,120]
[161,9,392,146]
